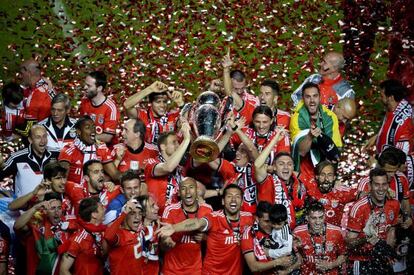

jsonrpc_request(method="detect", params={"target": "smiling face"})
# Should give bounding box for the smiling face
[303,87,320,116]
[222,187,242,217]
[316,165,336,194]
[253,113,273,136]
[29,126,48,156]
[77,119,96,145]
[179,178,198,209]
[307,210,325,234]
[151,95,169,117]
[274,155,294,182]
[369,175,389,204]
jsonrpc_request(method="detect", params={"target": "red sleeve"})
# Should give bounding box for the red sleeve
[257,175,274,204]
[275,134,291,154]
[58,146,73,163]
[98,145,115,163]
[144,159,159,179]
[336,231,347,255]
[103,104,120,135]
[79,99,86,115]
[201,212,215,232]
[241,228,254,254]
[346,205,366,233]
[66,234,82,258]
[229,132,242,148]
[25,91,51,121]
[238,101,255,125]
[104,212,126,246]
[218,159,237,181]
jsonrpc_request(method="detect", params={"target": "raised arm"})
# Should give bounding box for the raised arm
[153,122,191,176]
[156,218,208,238]
[254,129,284,183]
[9,180,50,211]
[222,49,243,111]
[298,125,321,157]
[14,201,48,231]
[124,81,169,118]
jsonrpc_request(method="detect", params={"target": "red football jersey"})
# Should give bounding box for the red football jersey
[58,141,115,184]
[231,128,291,165]
[241,225,274,275]
[65,180,120,216]
[79,97,120,146]
[161,202,213,275]
[303,177,357,226]
[218,160,257,214]
[294,223,346,275]
[144,157,182,214]
[137,107,179,144]
[201,210,254,275]
[357,173,410,202]
[376,99,414,154]
[24,79,53,121]
[347,196,400,261]
[257,175,296,229]
[105,212,145,275]
[113,143,158,173]
[232,99,257,126]
[1,104,25,139]
[66,229,104,275]
[275,109,291,130]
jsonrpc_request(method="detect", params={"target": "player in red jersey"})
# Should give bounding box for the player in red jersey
[231,106,291,166]
[14,193,75,275]
[124,81,183,145]
[1,82,25,141]
[161,177,213,275]
[294,202,346,275]
[258,80,291,130]
[0,221,10,275]
[113,118,158,173]
[365,80,414,155]
[357,148,412,229]
[346,168,400,274]
[303,161,357,227]
[157,184,254,275]
[60,197,107,275]
[80,71,120,146]
[144,122,191,214]
[65,160,120,216]
[241,202,297,275]
[104,197,146,275]
[255,132,305,229]
[19,59,55,123]
[59,116,120,183]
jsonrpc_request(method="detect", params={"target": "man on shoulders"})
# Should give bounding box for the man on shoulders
[291,51,354,109]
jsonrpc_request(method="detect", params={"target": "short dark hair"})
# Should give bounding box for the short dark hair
[149,92,168,103]
[314,160,336,176]
[301,82,320,97]
[120,170,140,188]
[273,152,293,163]
[252,105,273,120]
[83,159,102,177]
[256,201,272,218]
[380,79,408,102]
[75,115,94,130]
[132,118,146,140]
[157,131,176,150]
[369,167,388,183]
[230,70,246,82]
[88,71,107,90]
[79,197,100,222]
[261,80,280,96]
[44,192,62,202]
[378,148,400,167]
[306,201,325,216]
[223,184,243,197]
[43,161,67,180]
[2,82,23,106]
[134,195,149,217]
[269,204,288,223]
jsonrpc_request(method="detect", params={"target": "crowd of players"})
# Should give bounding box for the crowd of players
[0,50,413,275]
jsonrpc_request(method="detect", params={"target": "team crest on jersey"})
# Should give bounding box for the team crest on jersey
[69,128,77,138]
[331,200,338,208]
[90,114,96,121]
[98,115,104,125]
[326,242,334,252]
[389,210,394,221]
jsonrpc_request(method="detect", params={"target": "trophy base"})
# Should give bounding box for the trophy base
[190,135,219,163]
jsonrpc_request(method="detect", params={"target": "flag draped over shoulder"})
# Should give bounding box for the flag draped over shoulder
[290,101,342,171]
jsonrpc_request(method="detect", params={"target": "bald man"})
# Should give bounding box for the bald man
[291,51,355,109]
[334,98,357,137]
[0,124,59,197]
[19,59,55,123]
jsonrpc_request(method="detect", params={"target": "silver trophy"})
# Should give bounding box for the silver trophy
[190,92,222,163]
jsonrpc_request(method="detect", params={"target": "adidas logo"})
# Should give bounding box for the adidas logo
[75,160,82,165]
[223,229,229,234]
[23,164,30,169]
